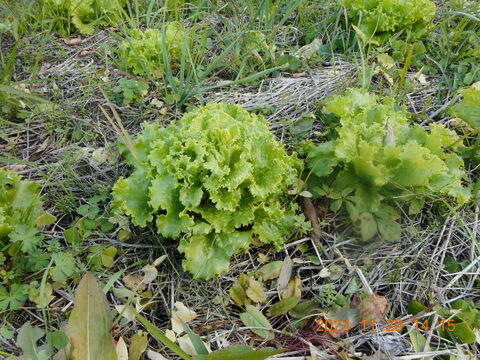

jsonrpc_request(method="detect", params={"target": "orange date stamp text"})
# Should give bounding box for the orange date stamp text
[315,318,456,332]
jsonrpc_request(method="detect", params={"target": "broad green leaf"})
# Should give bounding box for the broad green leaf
[68,273,117,360]
[128,333,148,360]
[305,88,470,242]
[101,246,118,267]
[288,299,320,319]
[343,0,436,42]
[408,300,426,315]
[15,322,52,360]
[257,261,283,281]
[181,321,209,355]
[193,345,282,360]
[245,279,267,303]
[64,227,82,245]
[452,321,476,344]
[229,282,248,307]
[326,307,360,329]
[359,212,377,241]
[51,253,77,283]
[112,103,307,280]
[239,305,274,340]
[9,225,44,253]
[451,86,480,129]
[35,212,57,227]
[268,296,300,316]
[409,330,431,358]
[0,284,28,310]
[47,330,69,351]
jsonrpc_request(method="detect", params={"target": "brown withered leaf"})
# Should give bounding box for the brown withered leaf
[122,274,147,293]
[277,256,293,296]
[29,135,53,161]
[351,293,362,309]
[359,294,389,323]
[63,38,88,45]
[281,276,302,300]
[300,196,322,244]
[79,49,95,57]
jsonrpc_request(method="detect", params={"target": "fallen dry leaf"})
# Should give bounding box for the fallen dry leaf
[115,304,136,322]
[29,136,54,161]
[63,38,87,45]
[141,265,158,285]
[146,350,168,360]
[351,293,362,309]
[301,196,322,244]
[277,256,293,296]
[165,329,176,342]
[115,337,128,360]
[360,294,389,323]
[2,164,27,173]
[152,255,167,267]
[79,49,95,57]
[122,274,147,293]
[281,276,302,299]
[172,301,198,334]
[122,257,164,293]
[177,334,210,356]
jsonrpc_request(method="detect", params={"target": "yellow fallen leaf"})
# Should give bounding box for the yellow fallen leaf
[165,329,176,342]
[172,302,197,334]
[146,350,168,360]
[115,337,128,360]
[177,334,210,356]
[115,304,136,322]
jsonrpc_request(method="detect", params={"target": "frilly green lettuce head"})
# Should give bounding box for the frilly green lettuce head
[120,23,190,77]
[304,89,470,242]
[112,103,309,279]
[44,0,125,35]
[341,0,436,41]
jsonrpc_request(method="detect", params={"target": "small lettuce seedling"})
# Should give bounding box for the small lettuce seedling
[120,23,190,78]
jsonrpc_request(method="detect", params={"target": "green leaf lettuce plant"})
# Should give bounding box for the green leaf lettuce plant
[0,169,55,259]
[341,0,436,42]
[43,0,125,35]
[0,168,57,309]
[120,23,190,78]
[303,89,470,242]
[112,103,308,279]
